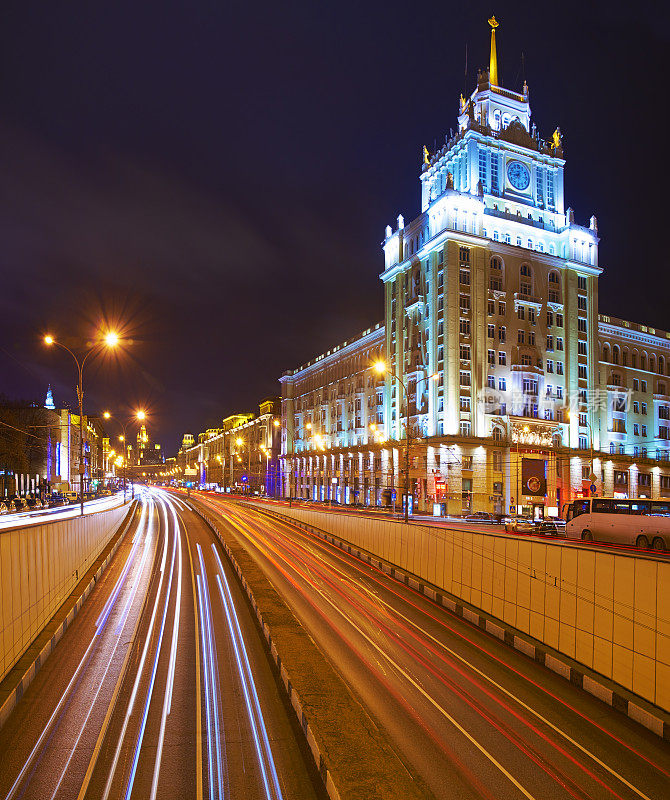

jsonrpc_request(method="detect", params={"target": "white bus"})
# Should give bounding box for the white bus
[565,498,670,551]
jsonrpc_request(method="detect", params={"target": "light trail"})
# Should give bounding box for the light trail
[47,502,156,800]
[2,499,149,800]
[222,499,670,790]
[217,507,538,800]
[100,500,171,800]
[211,546,285,800]
[122,495,179,800]
[195,545,226,800]
[149,496,183,800]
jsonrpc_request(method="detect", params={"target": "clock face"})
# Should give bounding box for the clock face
[507,160,530,191]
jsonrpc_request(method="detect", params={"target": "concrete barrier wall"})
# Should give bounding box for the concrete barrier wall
[0,504,129,682]
[255,503,670,713]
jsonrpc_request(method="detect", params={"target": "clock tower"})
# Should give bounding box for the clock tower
[381,17,601,516]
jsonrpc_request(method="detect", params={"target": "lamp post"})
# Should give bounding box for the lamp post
[375,360,411,523]
[44,331,119,516]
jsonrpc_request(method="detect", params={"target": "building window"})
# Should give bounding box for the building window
[498,301,506,315]
[460,344,471,360]
[528,308,536,324]
[460,371,471,386]
[578,318,587,333]
[518,330,525,344]
[460,269,470,286]
[488,324,495,338]
[547,335,554,351]
[633,378,639,391]
[488,300,495,315]
[547,310,554,327]
[460,421,471,436]
[557,362,564,375]
[578,341,587,356]
[459,246,470,263]
[460,294,471,312]
[488,349,495,366]
[641,402,647,415]
[487,375,495,389]
[460,396,471,412]
[459,318,471,335]
[578,365,587,379]
[579,435,588,449]
[578,295,587,311]
[556,314,564,327]
[578,275,587,291]
[493,450,503,469]
[517,306,525,320]
[498,351,507,366]
[498,377,506,391]
[641,380,647,393]
[557,338,564,351]
[521,354,532,366]
[634,423,639,436]
[498,326,506,342]
[478,149,487,185]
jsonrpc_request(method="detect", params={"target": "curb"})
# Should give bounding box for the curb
[188,502,342,800]
[252,504,670,743]
[0,502,138,732]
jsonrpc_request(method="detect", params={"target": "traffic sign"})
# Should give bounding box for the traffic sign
[590,484,597,494]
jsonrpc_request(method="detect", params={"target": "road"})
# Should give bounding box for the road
[0,489,320,800]
[194,492,670,800]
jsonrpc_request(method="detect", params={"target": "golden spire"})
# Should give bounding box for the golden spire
[488,15,499,86]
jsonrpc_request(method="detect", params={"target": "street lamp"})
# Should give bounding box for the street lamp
[375,359,411,523]
[44,330,120,516]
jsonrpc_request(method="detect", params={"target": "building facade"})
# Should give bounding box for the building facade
[279,20,670,516]
[176,399,281,495]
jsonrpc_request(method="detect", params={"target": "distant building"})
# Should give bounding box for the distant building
[176,399,281,495]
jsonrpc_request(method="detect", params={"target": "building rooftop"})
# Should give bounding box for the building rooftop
[598,314,670,342]
[282,322,384,378]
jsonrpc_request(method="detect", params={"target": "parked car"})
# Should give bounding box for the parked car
[64,491,78,504]
[0,501,10,514]
[26,497,43,510]
[12,497,29,512]
[538,519,567,536]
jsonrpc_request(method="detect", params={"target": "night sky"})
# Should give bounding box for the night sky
[1,0,667,454]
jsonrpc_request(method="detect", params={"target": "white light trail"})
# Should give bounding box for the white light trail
[211,546,284,800]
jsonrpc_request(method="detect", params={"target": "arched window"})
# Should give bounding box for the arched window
[602,343,611,363]
[659,382,667,396]
[632,351,638,369]
[641,352,647,371]
[548,270,561,302]
[650,354,657,373]
[660,355,666,375]
[492,426,504,441]
[612,345,620,365]
[622,348,629,367]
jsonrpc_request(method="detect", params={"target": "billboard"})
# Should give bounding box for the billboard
[521,458,547,497]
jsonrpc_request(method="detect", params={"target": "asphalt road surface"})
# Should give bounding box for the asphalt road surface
[0,489,321,800]
[195,493,670,800]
